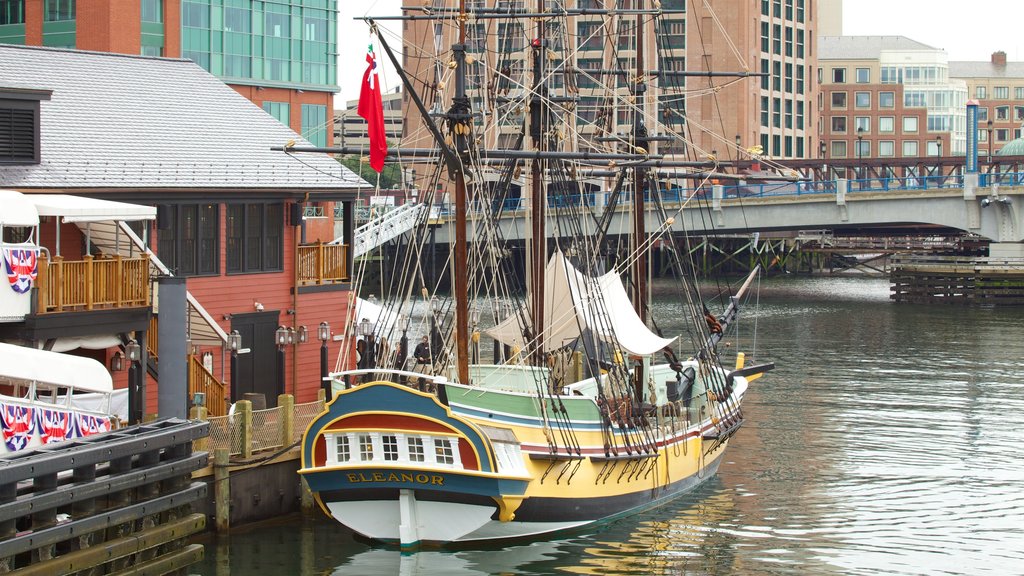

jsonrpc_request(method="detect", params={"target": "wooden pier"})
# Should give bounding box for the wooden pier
[891,256,1024,304]
[0,418,209,575]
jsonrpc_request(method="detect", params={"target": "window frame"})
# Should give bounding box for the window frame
[156,203,219,277]
[226,202,284,275]
[855,68,870,83]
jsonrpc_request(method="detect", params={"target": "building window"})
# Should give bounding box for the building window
[902,140,918,157]
[225,203,283,274]
[832,68,846,83]
[1,90,49,165]
[903,116,919,133]
[855,92,870,108]
[335,435,350,462]
[904,91,926,107]
[879,117,894,133]
[1016,87,1024,100]
[358,434,374,461]
[879,92,895,108]
[157,204,219,276]
[382,435,399,461]
[978,107,988,121]
[994,86,1009,99]
[772,98,781,128]
[979,130,988,142]
[878,140,894,157]
[141,45,163,57]
[408,437,425,462]
[262,102,290,125]
[831,91,847,108]
[301,104,328,148]
[772,24,781,55]
[831,140,847,158]
[182,1,211,71]
[141,0,162,23]
[434,439,454,465]
[797,65,805,93]
[1015,106,1024,121]
[784,26,792,57]
[995,106,1009,120]
[831,116,847,133]
[785,62,793,92]
[0,0,25,24]
[773,61,781,91]
[44,0,74,21]
[796,29,804,59]
[854,116,870,133]
[996,129,1009,142]
[855,68,870,83]
[761,96,769,127]
[975,86,987,99]
[760,58,769,90]
[760,21,769,52]
[855,139,870,157]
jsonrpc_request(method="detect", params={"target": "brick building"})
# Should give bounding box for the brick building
[949,52,1024,160]
[0,0,337,146]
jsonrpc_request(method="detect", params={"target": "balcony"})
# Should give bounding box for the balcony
[297,242,350,285]
[35,253,150,313]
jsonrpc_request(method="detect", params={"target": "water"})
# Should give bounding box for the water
[192,277,1024,575]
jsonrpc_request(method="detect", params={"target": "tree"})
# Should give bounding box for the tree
[337,155,402,189]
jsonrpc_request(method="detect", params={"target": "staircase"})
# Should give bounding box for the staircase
[343,203,425,257]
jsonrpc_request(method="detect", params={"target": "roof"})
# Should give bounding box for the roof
[949,61,1024,79]
[30,194,156,223]
[0,342,113,393]
[819,36,940,60]
[0,45,365,191]
[998,137,1024,157]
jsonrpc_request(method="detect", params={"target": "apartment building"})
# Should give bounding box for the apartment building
[0,0,338,145]
[949,52,1024,159]
[818,36,967,163]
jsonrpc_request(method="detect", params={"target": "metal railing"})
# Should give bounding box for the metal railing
[297,242,349,285]
[35,253,150,313]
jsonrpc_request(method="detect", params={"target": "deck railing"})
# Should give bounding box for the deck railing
[188,355,228,417]
[297,242,349,285]
[35,253,150,313]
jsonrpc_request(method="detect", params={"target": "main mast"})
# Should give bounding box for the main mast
[529,0,547,364]
[452,0,471,384]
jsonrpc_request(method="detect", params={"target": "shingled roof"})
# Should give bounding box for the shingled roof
[819,36,940,60]
[0,44,366,191]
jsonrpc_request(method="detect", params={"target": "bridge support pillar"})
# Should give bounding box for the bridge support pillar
[712,185,724,227]
[836,179,849,222]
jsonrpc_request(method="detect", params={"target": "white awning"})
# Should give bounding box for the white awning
[0,189,39,227]
[29,194,156,223]
[486,252,675,356]
[0,342,113,393]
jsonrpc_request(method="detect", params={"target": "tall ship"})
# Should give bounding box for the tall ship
[298,0,773,548]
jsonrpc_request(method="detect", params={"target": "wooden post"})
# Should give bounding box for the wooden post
[237,400,253,459]
[115,254,123,307]
[85,254,94,310]
[54,255,64,312]
[190,405,209,452]
[317,242,325,284]
[35,251,48,314]
[279,393,294,447]
[214,449,230,532]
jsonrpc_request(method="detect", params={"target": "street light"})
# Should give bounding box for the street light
[318,322,330,397]
[397,313,410,369]
[359,317,376,370]
[856,127,864,182]
[297,325,308,344]
[935,135,942,158]
[275,325,288,396]
[820,140,827,159]
[228,330,242,403]
[986,119,994,164]
[125,339,142,423]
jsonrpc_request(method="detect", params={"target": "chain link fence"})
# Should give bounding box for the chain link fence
[201,399,325,457]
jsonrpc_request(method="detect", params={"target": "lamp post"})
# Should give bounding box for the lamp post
[936,135,942,158]
[125,340,142,423]
[318,322,330,396]
[820,140,827,159]
[856,127,864,183]
[228,330,241,403]
[396,313,410,369]
[359,318,375,383]
[275,325,288,396]
[986,119,993,164]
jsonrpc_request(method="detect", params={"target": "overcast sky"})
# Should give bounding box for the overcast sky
[337,0,1022,105]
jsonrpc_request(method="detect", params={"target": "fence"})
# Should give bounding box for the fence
[35,254,150,313]
[297,243,349,285]
[197,394,324,459]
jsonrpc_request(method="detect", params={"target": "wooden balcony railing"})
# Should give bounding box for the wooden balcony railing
[35,253,150,313]
[188,355,228,417]
[297,242,350,285]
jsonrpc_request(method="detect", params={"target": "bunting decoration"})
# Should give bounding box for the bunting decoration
[36,408,72,445]
[3,247,38,294]
[75,413,112,438]
[1,404,35,452]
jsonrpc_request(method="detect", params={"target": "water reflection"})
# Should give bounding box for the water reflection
[193,277,1024,575]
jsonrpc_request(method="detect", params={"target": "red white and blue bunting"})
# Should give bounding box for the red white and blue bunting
[1,404,36,451]
[0,402,111,451]
[2,247,38,294]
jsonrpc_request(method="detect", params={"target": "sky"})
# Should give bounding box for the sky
[336,0,1022,105]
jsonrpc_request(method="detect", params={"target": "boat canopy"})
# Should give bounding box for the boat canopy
[0,342,113,393]
[486,252,675,356]
[0,190,40,227]
[29,194,156,223]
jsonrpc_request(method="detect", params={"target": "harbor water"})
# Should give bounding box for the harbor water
[192,276,1024,575]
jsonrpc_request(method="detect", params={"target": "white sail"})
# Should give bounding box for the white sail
[486,252,675,356]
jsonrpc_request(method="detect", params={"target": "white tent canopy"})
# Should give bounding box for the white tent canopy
[0,190,40,227]
[0,341,113,393]
[486,252,675,356]
[29,194,156,223]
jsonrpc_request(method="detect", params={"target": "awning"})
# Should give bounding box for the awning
[0,189,39,227]
[29,194,156,223]
[0,342,113,393]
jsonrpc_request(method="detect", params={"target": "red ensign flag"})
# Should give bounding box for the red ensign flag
[358,44,387,173]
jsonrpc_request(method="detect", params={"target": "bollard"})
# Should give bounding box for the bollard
[214,448,230,532]
[279,393,295,447]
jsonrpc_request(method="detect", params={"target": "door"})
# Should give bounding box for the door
[231,311,281,407]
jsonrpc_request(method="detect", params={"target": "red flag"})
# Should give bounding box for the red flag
[358,44,387,173]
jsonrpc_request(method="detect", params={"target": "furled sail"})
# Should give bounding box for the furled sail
[486,252,675,356]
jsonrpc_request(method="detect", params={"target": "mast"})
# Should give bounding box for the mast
[631,1,648,322]
[452,0,470,384]
[529,0,546,364]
